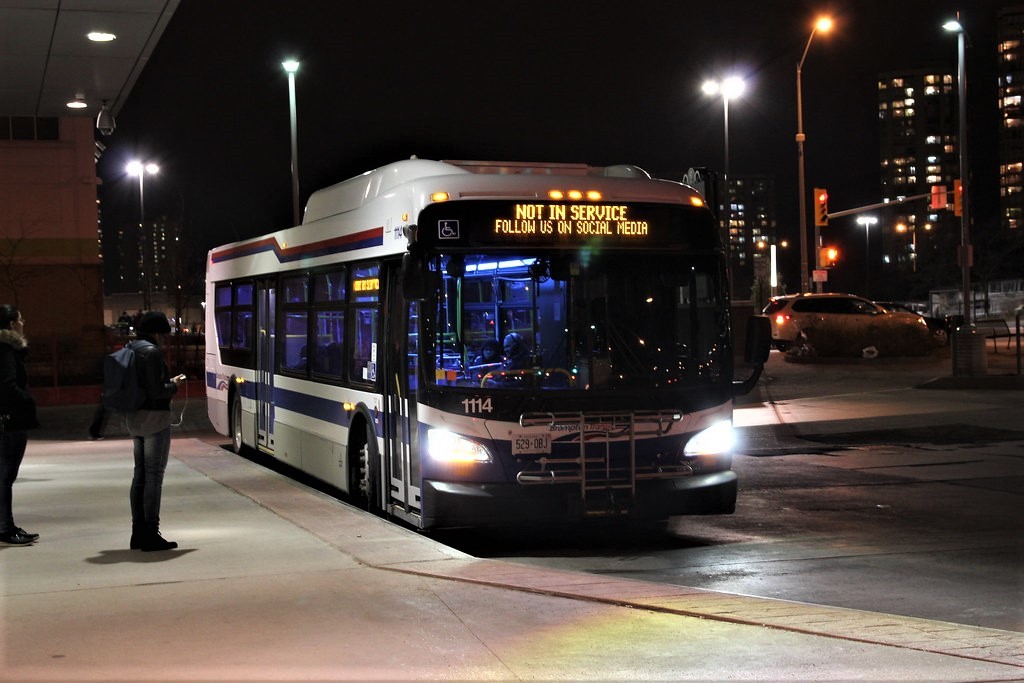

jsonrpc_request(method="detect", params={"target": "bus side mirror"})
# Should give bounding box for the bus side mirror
[744,315,771,365]
[402,247,428,301]
[733,315,771,396]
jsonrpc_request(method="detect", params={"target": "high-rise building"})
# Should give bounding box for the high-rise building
[114,214,181,297]
[997,5,1024,230]
[877,69,961,280]
[727,175,778,300]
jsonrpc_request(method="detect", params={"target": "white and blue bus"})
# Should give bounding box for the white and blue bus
[205,158,769,529]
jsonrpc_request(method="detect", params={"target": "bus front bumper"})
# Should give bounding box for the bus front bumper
[419,470,737,529]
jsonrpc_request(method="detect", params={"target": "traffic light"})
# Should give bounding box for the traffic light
[818,246,839,268]
[953,179,963,216]
[814,187,829,226]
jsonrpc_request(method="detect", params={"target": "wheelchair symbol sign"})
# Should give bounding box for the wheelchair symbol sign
[438,220,460,239]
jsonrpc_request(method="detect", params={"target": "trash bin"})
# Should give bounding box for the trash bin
[952,326,987,376]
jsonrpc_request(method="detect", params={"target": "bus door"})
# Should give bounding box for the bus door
[382,269,420,518]
[256,280,276,453]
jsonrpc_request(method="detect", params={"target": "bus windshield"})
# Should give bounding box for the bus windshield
[427,251,730,391]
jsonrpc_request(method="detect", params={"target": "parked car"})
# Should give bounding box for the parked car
[762,293,929,352]
[875,301,950,344]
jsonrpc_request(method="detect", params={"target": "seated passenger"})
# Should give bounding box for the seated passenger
[472,339,502,366]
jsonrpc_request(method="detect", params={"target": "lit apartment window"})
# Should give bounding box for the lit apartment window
[926,135,940,144]
[892,78,904,87]
[925,86,939,95]
[904,87,914,97]
[926,175,942,183]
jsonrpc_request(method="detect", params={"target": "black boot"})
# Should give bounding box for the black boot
[139,524,177,552]
[130,523,146,550]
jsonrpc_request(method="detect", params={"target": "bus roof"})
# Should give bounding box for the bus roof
[302,158,700,225]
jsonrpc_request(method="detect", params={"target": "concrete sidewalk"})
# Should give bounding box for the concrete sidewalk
[3,436,1023,680]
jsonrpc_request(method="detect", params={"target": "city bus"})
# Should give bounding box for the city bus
[205,158,770,529]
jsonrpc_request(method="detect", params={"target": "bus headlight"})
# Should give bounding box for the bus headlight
[427,429,492,463]
[683,420,735,457]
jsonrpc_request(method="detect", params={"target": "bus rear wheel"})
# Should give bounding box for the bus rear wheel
[230,393,244,454]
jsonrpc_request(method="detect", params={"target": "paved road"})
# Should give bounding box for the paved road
[433,350,1024,632]
[8,348,1022,680]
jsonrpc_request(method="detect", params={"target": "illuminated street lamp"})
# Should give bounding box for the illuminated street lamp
[701,76,746,182]
[796,16,833,293]
[856,215,877,298]
[943,17,972,327]
[127,160,160,310]
[283,59,301,226]
[702,75,746,296]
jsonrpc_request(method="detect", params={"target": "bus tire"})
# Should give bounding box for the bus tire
[230,392,244,454]
[349,419,380,512]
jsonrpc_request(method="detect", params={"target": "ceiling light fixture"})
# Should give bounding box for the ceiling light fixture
[66,93,88,109]
[87,31,116,42]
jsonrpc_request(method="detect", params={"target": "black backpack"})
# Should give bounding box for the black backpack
[101,340,152,412]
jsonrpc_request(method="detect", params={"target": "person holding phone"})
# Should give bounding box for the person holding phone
[0,305,40,546]
[124,311,184,552]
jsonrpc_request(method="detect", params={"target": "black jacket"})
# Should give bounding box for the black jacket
[133,336,177,410]
[0,329,39,431]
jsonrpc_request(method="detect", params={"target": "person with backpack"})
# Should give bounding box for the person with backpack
[123,311,184,551]
[0,305,40,546]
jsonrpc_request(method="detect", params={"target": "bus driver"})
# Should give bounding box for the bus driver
[502,332,531,370]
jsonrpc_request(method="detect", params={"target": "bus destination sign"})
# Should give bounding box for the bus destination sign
[419,199,716,250]
[494,203,649,239]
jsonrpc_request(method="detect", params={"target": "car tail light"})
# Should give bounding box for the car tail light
[774,314,790,325]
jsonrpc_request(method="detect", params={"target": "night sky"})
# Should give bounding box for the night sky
[95,0,1011,292]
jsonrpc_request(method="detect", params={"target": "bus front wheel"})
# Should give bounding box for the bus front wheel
[350,422,380,512]
[230,393,244,454]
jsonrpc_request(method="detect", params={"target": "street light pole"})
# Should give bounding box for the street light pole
[796,16,833,294]
[283,59,301,226]
[702,76,745,294]
[943,17,972,326]
[127,160,159,311]
[944,14,985,377]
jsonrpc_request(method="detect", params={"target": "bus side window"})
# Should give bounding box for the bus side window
[351,308,378,382]
[282,311,308,374]
[407,303,419,393]
[312,310,344,378]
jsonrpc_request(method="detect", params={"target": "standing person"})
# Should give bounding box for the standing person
[125,311,184,551]
[0,305,40,546]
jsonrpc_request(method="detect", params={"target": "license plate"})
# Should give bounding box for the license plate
[511,431,551,455]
